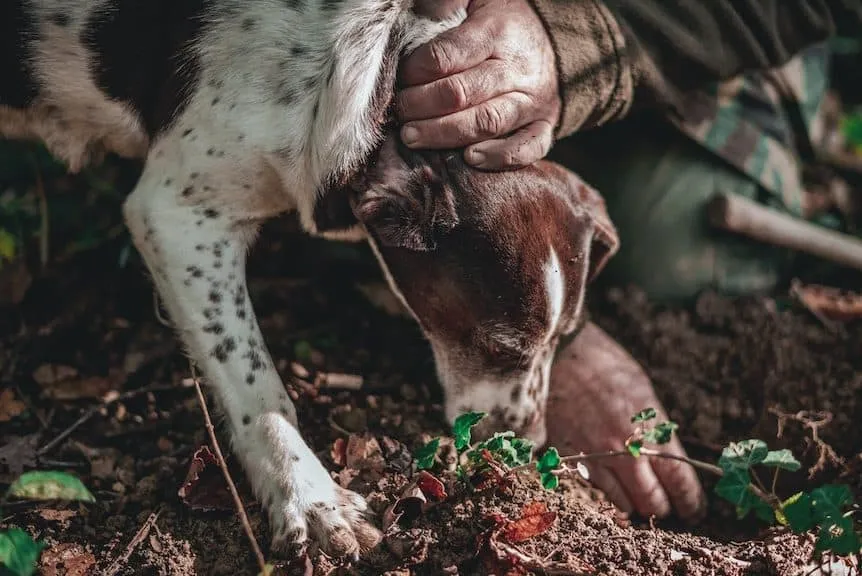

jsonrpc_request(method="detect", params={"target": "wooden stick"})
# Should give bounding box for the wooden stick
[707,192,862,271]
[191,366,268,574]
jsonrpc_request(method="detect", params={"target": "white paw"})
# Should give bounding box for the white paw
[242,413,381,558]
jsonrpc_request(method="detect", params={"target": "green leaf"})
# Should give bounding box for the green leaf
[780,492,814,532]
[715,468,756,518]
[510,438,534,467]
[627,440,643,458]
[293,340,313,363]
[258,564,275,576]
[453,412,486,452]
[0,228,17,262]
[643,421,678,445]
[810,484,854,522]
[414,438,441,470]
[0,528,45,576]
[535,447,561,474]
[718,440,768,472]
[761,449,801,471]
[753,499,776,524]
[6,471,95,503]
[540,472,559,491]
[816,516,862,556]
[631,408,657,423]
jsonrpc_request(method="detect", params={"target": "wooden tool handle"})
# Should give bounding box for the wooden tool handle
[707,192,862,271]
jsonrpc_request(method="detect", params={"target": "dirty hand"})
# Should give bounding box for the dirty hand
[398,0,561,170]
[547,322,706,521]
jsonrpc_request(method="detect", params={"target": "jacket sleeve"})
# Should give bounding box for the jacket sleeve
[528,0,862,139]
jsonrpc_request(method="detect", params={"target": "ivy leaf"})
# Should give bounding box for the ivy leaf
[715,468,756,518]
[509,438,534,467]
[414,438,441,471]
[718,440,768,472]
[453,412,486,452]
[810,485,854,523]
[535,447,561,474]
[0,528,45,576]
[816,516,862,556]
[643,421,678,445]
[631,408,657,423]
[761,449,801,471]
[780,492,814,532]
[753,499,776,524]
[627,440,643,458]
[540,472,559,491]
[6,471,95,503]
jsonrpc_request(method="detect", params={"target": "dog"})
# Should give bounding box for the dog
[0,0,619,559]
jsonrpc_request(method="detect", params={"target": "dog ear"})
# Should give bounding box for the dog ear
[575,179,619,282]
[353,165,458,251]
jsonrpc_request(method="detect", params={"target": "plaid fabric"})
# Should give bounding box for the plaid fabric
[668,44,831,216]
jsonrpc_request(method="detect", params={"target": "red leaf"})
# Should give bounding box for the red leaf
[500,501,556,544]
[177,445,233,511]
[792,282,862,321]
[414,470,446,502]
[330,437,347,467]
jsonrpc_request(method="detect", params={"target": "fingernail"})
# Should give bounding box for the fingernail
[466,149,485,166]
[402,126,419,146]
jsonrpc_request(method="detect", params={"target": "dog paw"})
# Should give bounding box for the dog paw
[242,414,381,559]
[271,484,382,559]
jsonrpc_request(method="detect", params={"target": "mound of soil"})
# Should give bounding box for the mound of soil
[1,227,860,576]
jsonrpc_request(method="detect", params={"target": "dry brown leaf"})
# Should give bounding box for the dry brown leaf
[32,364,79,386]
[39,509,78,527]
[345,434,385,472]
[0,434,39,476]
[0,388,26,422]
[40,543,96,576]
[500,501,556,544]
[177,445,233,511]
[73,442,120,480]
[791,281,862,321]
[382,471,448,531]
[330,437,347,467]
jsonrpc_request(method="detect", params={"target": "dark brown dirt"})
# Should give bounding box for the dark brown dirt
[1,218,861,576]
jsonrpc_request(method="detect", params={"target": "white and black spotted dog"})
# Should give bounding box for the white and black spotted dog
[0,0,619,558]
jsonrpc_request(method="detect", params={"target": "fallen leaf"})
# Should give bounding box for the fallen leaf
[6,471,95,503]
[330,437,347,467]
[32,365,79,386]
[40,543,96,576]
[791,281,862,321]
[500,501,556,543]
[73,442,119,480]
[345,434,385,472]
[38,509,78,528]
[382,471,448,531]
[177,445,233,511]
[0,434,39,476]
[0,388,26,422]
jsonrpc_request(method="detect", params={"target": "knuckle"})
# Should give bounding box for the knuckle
[476,104,506,138]
[442,76,469,109]
[427,40,455,74]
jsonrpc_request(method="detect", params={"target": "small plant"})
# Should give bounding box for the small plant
[413,408,861,559]
[0,470,95,576]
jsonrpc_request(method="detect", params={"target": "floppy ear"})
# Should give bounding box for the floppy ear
[352,165,459,251]
[574,179,619,282]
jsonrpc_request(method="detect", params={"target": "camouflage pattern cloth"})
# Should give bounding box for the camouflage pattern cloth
[668,43,831,217]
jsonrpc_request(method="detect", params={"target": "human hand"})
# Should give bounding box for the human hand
[547,322,706,521]
[398,0,561,170]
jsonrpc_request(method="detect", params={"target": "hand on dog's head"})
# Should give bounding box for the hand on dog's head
[352,135,619,446]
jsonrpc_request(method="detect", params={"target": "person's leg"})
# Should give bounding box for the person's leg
[548,115,788,302]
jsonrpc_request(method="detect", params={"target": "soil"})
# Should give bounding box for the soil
[1,217,861,576]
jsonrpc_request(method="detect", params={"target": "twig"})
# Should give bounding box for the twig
[104,510,160,576]
[28,151,50,270]
[190,364,268,574]
[37,382,189,456]
[486,536,592,575]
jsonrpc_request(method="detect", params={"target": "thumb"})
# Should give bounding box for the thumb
[412,0,470,20]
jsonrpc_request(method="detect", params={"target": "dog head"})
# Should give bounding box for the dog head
[350,137,618,446]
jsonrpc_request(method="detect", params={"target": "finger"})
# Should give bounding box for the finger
[397,59,513,122]
[412,0,470,20]
[651,440,707,522]
[401,93,530,150]
[399,16,495,86]
[606,456,672,519]
[586,465,634,515]
[465,120,553,170]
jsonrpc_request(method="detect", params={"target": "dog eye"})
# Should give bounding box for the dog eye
[485,341,527,369]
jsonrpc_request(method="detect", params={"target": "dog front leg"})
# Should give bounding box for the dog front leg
[122,149,380,558]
